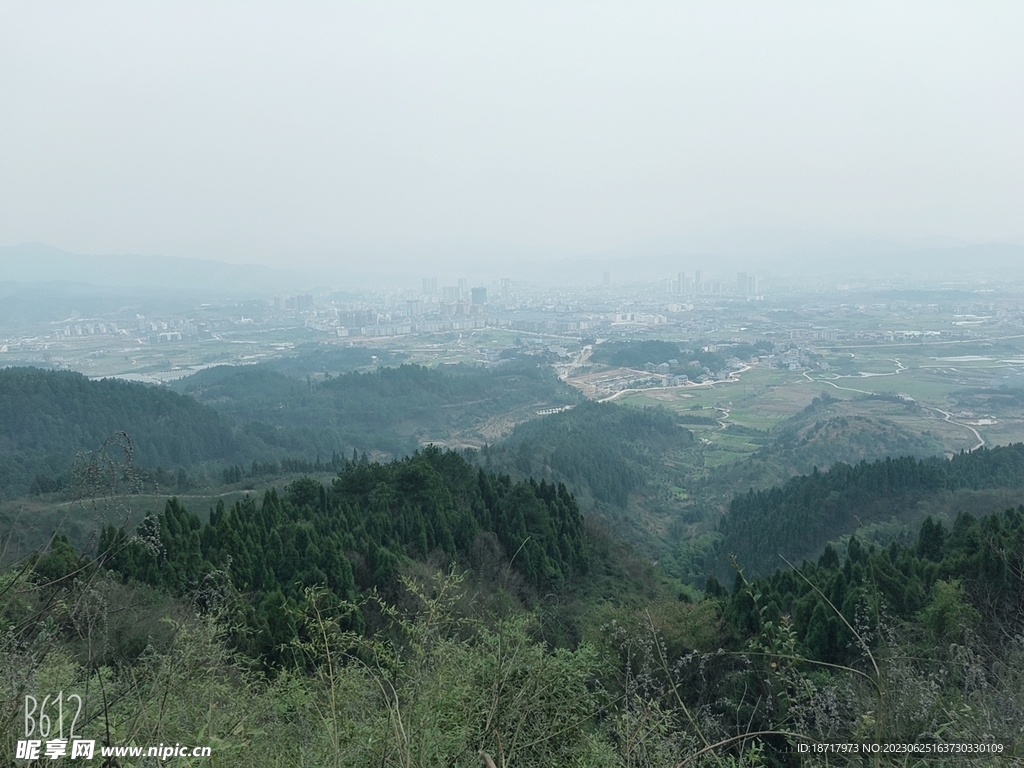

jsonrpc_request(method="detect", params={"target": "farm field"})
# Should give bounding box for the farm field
[570,336,1024,463]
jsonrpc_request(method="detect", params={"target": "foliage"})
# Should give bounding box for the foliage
[1,361,582,500]
[262,344,405,377]
[590,340,770,373]
[294,571,614,767]
[591,340,689,368]
[482,400,694,509]
[98,448,588,665]
[695,507,1024,764]
[711,442,1024,577]
[172,360,582,461]
[6,431,1024,765]
[0,367,245,498]
[704,394,947,498]
[719,506,1024,664]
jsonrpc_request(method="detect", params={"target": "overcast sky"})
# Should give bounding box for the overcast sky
[1,2,1022,269]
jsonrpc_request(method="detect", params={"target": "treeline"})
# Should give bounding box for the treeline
[591,339,771,372]
[655,507,1024,763]
[0,367,249,498]
[711,442,1024,576]
[261,344,404,376]
[714,507,1024,665]
[173,360,581,459]
[221,453,351,484]
[481,400,694,508]
[704,394,947,497]
[1,361,582,499]
[96,448,587,664]
[15,451,1024,763]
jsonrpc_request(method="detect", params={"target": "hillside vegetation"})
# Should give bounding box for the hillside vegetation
[0,367,249,498]
[480,400,702,559]
[0,362,581,499]
[6,454,1022,765]
[8,358,1024,763]
[711,442,1024,578]
[173,360,581,457]
[96,448,588,666]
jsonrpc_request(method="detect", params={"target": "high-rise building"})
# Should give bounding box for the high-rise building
[442,286,459,303]
[500,277,511,300]
[737,272,748,295]
[275,294,313,311]
[471,287,487,305]
[736,272,758,296]
[693,270,702,294]
[458,278,467,298]
[677,272,685,294]
[422,277,437,296]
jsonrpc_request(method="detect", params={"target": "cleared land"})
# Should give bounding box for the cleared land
[566,338,1024,465]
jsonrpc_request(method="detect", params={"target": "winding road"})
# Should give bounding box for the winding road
[802,359,985,451]
[589,356,988,453]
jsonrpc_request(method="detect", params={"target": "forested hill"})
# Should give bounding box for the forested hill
[0,362,581,500]
[483,400,693,508]
[716,507,1024,665]
[96,448,587,664]
[479,401,699,561]
[0,367,250,498]
[689,506,1024,760]
[705,393,948,494]
[710,443,1024,577]
[172,360,581,457]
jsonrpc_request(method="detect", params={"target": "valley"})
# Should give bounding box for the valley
[5,278,1024,765]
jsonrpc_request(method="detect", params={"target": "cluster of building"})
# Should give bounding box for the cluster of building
[273,294,314,311]
[663,270,760,297]
[35,315,200,345]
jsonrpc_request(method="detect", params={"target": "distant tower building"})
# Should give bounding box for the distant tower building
[677,271,685,294]
[693,270,702,294]
[735,273,757,297]
[500,277,511,300]
[442,286,459,303]
[471,287,487,305]
[737,272,748,295]
[296,294,313,311]
[458,278,467,298]
[422,277,437,296]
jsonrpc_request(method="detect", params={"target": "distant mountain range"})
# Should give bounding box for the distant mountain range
[3,236,1024,289]
[0,242,306,294]
[296,232,1024,284]
[550,238,1024,284]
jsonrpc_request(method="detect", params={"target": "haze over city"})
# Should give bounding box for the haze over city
[2,2,1022,279]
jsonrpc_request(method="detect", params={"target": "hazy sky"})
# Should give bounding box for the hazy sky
[2,2,1022,269]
